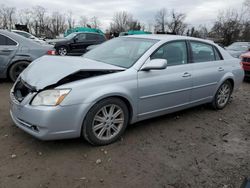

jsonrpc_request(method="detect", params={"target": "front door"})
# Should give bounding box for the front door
[138,40,193,119]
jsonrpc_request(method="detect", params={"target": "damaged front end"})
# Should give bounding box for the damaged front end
[46,69,121,89]
[12,79,36,103]
[12,69,122,104]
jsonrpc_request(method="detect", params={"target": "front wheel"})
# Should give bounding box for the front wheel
[212,80,233,110]
[57,46,68,56]
[82,98,129,146]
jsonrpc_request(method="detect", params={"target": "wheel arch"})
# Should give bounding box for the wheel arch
[85,94,135,124]
[7,59,31,79]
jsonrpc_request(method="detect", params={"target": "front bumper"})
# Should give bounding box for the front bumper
[10,92,92,140]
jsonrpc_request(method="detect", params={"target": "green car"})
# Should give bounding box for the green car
[64,27,104,37]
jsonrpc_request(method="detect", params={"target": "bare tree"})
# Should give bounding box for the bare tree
[90,16,100,29]
[33,6,46,36]
[49,11,67,37]
[18,8,33,32]
[186,25,208,38]
[167,10,187,35]
[111,11,133,33]
[210,9,243,45]
[244,0,250,8]
[79,15,88,27]
[127,20,142,30]
[0,5,16,29]
[155,8,167,32]
[67,11,75,29]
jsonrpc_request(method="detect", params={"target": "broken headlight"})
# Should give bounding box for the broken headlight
[31,89,71,106]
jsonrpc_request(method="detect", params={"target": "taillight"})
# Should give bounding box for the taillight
[47,50,56,55]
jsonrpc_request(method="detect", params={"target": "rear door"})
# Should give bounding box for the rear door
[189,40,225,102]
[0,34,18,74]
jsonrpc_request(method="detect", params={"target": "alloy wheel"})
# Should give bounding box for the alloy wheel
[58,47,67,56]
[216,83,231,108]
[92,104,124,141]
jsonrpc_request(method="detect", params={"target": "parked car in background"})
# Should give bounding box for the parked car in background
[47,32,106,56]
[226,42,250,58]
[119,30,152,36]
[240,52,250,79]
[0,30,55,82]
[12,30,46,44]
[10,35,244,145]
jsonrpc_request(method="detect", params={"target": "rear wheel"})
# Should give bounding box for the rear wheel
[212,80,233,110]
[9,61,29,82]
[82,98,129,145]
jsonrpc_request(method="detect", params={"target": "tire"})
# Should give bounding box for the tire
[9,61,29,82]
[82,98,129,146]
[212,80,233,110]
[57,46,68,56]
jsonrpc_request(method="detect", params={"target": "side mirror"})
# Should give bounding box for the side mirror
[141,59,167,71]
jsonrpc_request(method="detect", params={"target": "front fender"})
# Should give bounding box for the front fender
[80,87,138,123]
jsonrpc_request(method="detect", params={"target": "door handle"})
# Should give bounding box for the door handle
[182,72,191,77]
[218,67,224,72]
[1,49,13,52]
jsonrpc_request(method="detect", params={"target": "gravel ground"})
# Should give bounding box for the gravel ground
[0,80,249,188]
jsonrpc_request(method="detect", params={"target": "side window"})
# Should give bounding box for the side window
[16,32,30,38]
[75,33,86,42]
[151,41,188,66]
[86,34,97,40]
[6,37,17,45]
[214,47,223,60]
[0,34,6,45]
[0,34,17,46]
[98,35,105,41]
[190,41,215,63]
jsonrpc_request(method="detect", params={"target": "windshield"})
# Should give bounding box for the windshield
[227,43,249,51]
[65,33,77,39]
[83,37,158,68]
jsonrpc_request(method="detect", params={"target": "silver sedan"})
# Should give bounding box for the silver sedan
[10,35,244,145]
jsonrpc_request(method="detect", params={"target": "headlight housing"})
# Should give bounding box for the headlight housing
[31,89,71,106]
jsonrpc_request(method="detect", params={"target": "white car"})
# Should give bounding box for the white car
[12,30,46,44]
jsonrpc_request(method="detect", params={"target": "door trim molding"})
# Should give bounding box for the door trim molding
[140,82,217,99]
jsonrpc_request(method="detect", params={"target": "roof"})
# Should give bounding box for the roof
[125,34,215,44]
[0,29,42,46]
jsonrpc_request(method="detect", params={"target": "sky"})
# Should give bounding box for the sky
[1,0,246,31]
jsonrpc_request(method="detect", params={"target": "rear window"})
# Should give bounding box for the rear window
[190,41,216,63]
[0,34,17,46]
[98,35,106,41]
[86,33,98,40]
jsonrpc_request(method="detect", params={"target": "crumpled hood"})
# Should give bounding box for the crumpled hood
[21,56,125,90]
